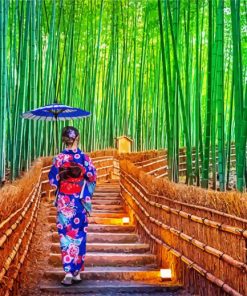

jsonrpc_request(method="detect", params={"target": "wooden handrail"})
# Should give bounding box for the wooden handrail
[136,156,167,167]
[122,168,247,224]
[0,176,41,231]
[120,185,243,296]
[4,214,38,296]
[120,184,247,272]
[146,165,168,175]
[156,172,168,178]
[0,185,41,282]
[119,160,246,296]
[96,165,114,171]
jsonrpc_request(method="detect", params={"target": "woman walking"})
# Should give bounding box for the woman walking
[48,126,97,285]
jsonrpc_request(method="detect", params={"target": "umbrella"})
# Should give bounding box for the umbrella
[21,103,91,152]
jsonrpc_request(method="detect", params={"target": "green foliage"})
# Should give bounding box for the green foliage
[0,0,246,191]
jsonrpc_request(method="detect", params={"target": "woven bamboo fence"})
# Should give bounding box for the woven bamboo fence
[0,149,118,296]
[0,159,45,296]
[0,148,243,295]
[119,159,247,296]
[128,146,236,180]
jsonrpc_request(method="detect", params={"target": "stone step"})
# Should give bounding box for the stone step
[96,184,119,186]
[94,190,120,193]
[92,209,125,214]
[50,224,135,233]
[49,205,124,215]
[94,193,120,197]
[47,195,121,203]
[95,188,120,192]
[90,212,126,217]
[48,215,127,225]
[90,217,125,225]
[94,192,120,196]
[46,196,122,203]
[43,266,160,281]
[91,204,124,211]
[93,195,121,200]
[40,280,180,295]
[92,199,122,205]
[51,232,139,243]
[48,203,123,214]
[51,243,150,254]
[96,184,120,186]
[95,187,120,191]
[49,253,157,267]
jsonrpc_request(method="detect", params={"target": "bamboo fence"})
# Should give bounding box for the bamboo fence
[119,159,247,296]
[0,149,117,295]
[124,148,236,186]
[0,149,246,295]
[0,169,43,295]
[0,0,246,195]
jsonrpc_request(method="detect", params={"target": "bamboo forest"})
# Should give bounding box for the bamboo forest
[1,1,247,295]
[0,0,247,191]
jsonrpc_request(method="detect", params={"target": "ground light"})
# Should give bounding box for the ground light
[122,217,130,224]
[160,269,172,281]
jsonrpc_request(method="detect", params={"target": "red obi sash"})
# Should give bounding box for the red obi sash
[58,162,86,194]
[59,180,83,194]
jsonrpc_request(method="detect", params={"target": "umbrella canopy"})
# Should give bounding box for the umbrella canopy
[21,103,90,121]
[21,103,91,154]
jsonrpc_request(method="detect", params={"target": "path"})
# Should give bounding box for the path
[21,181,189,295]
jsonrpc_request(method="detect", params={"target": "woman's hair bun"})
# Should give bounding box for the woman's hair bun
[62,126,79,145]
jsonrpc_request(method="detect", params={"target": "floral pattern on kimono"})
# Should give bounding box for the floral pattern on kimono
[48,148,96,275]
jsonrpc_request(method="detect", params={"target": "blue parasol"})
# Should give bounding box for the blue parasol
[21,103,91,152]
[21,103,90,121]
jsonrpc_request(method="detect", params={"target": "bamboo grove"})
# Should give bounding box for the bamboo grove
[0,0,246,191]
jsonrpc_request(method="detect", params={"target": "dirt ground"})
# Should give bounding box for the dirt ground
[19,198,52,296]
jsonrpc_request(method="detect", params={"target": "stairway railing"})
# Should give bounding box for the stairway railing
[119,159,247,296]
[0,147,244,296]
[134,147,236,180]
[0,171,43,296]
[0,149,118,296]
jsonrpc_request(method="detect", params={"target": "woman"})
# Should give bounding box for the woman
[48,126,97,285]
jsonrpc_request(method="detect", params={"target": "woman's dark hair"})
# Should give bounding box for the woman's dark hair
[62,126,79,146]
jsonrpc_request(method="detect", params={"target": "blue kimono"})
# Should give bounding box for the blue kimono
[48,148,97,275]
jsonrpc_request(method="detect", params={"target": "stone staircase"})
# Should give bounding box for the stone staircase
[39,182,182,295]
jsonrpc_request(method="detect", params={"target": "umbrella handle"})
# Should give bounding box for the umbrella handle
[54,116,59,154]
